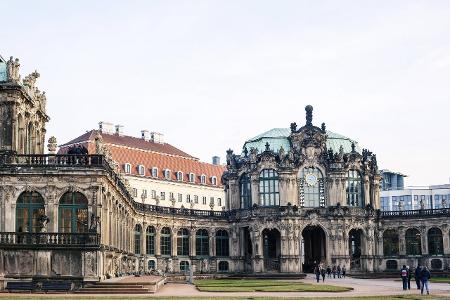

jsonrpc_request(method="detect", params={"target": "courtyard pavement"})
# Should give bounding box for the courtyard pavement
[2,275,450,298]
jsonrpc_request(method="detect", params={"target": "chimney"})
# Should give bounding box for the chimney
[151,132,164,144]
[212,156,220,165]
[141,130,150,141]
[98,121,114,134]
[115,125,124,136]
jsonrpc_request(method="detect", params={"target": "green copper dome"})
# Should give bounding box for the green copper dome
[243,128,360,154]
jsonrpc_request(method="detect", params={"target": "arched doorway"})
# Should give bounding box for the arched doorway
[262,228,281,272]
[302,225,326,272]
[349,229,364,270]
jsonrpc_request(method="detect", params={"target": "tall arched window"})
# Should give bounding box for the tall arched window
[177,228,190,256]
[216,230,229,257]
[146,226,155,255]
[240,174,252,209]
[428,227,443,256]
[346,170,364,207]
[196,229,209,256]
[58,192,88,233]
[16,191,45,233]
[383,229,399,256]
[134,224,142,254]
[160,227,171,256]
[299,167,325,207]
[259,169,279,206]
[405,228,422,256]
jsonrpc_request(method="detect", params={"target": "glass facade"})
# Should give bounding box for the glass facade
[405,228,421,256]
[196,229,209,256]
[160,227,171,256]
[134,224,142,254]
[383,229,399,256]
[177,228,190,256]
[146,226,155,255]
[299,167,324,207]
[259,169,279,206]
[216,230,229,257]
[428,228,443,255]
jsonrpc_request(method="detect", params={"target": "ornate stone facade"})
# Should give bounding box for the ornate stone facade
[0,56,449,285]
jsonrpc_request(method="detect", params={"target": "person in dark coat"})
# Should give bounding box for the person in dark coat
[406,266,411,290]
[326,266,331,278]
[332,265,337,278]
[342,266,346,278]
[314,266,320,283]
[414,266,422,289]
[321,267,326,282]
[337,265,341,278]
[420,266,431,295]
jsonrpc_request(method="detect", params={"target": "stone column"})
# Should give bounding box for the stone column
[171,228,177,257]
[250,175,259,206]
[443,228,450,255]
[421,227,428,255]
[398,228,406,256]
[142,223,147,256]
[363,175,370,206]
[278,174,289,206]
[228,179,239,209]
[155,226,161,256]
[209,231,216,257]
[189,229,196,257]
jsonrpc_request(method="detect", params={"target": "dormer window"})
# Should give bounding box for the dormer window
[176,171,184,181]
[137,165,145,176]
[151,167,158,178]
[163,169,171,180]
[189,173,195,183]
[200,174,206,184]
[211,176,217,186]
[124,163,131,174]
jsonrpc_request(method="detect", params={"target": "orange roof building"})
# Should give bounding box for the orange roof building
[59,122,226,210]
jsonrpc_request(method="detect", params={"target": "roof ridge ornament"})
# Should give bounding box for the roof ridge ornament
[305,105,313,126]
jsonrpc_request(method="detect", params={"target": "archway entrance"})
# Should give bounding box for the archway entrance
[302,225,326,272]
[349,229,363,270]
[262,228,281,272]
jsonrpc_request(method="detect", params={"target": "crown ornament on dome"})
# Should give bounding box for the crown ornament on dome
[305,105,313,126]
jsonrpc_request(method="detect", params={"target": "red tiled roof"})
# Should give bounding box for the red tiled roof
[58,130,225,187]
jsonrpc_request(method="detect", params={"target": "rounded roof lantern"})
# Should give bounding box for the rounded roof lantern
[243,128,360,154]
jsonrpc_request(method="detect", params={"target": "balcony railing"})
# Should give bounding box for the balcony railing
[0,153,105,167]
[0,232,100,249]
[379,208,450,218]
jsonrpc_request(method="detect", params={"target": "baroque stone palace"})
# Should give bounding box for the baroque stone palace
[0,55,449,285]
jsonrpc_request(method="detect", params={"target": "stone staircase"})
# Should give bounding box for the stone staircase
[75,282,151,294]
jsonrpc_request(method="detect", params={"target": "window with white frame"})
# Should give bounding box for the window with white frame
[200,174,206,184]
[186,194,191,203]
[178,193,182,202]
[211,176,217,185]
[151,190,156,199]
[189,173,195,183]
[217,198,222,206]
[132,188,137,197]
[138,165,145,176]
[164,169,171,180]
[142,189,147,198]
[194,195,198,203]
[151,167,158,177]
[210,197,214,205]
[202,196,207,205]
[169,192,174,200]
[160,192,165,200]
[124,163,131,174]
[176,171,183,181]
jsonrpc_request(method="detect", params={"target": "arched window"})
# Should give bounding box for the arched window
[383,229,399,256]
[405,228,422,256]
[216,230,229,257]
[146,226,155,255]
[239,174,252,209]
[58,192,88,233]
[160,227,171,256]
[148,260,156,270]
[259,169,279,206]
[16,192,45,233]
[346,170,364,207]
[189,173,195,183]
[177,228,190,256]
[299,167,325,207]
[137,165,145,176]
[151,167,158,177]
[176,171,183,181]
[124,163,131,174]
[428,227,443,256]
[164,169,171,180]
[180,261,190,272]
[200,174,206,184]
[211,176,217,185]
[134,224,142,254]
[196,229,209,256]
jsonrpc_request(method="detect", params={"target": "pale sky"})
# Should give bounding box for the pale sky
[2,1,449,186]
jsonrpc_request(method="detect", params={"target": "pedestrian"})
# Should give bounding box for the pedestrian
[321,267,326,282]
[342,266,346,278]
[337,265,341,278]
[332,265,337,278]
[414,266,422,290]
[420,266,431,295]
[326,266,331,278]
[406,266,411,290]
[400,265,408,290]
[314,266,320,283]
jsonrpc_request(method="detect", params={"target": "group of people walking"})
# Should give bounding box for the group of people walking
[313,264,346,283]
[400,264,431,295]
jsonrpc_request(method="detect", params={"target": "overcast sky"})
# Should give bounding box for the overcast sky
[2,1,449,186]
